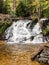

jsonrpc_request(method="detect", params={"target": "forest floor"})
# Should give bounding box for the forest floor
[0,41,49,65]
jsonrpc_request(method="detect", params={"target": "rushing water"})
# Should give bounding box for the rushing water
[5,19,48,44]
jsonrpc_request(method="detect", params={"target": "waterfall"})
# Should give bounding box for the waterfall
[5,19,49,44]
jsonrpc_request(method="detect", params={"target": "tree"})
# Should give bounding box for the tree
[15,0,49,18]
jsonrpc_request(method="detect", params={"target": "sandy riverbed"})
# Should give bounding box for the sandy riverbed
[0,41,48,65]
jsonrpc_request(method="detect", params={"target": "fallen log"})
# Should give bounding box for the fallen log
[31,46,49,61]
[31,48,44,61]
[31,45,49,64]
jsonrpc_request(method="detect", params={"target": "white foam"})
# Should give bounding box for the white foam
[5,19,48,44]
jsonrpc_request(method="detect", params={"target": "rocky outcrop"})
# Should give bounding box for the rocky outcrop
[31,46,49,64]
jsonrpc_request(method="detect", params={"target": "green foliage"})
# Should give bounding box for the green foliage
[32,0,49,19]
[22,0,33,6]
[0,0,10,14]
[15,0,49,18]
[0,21,12,35]
[15,1,33,17]
[2,2,10,14]
[39,0,49,18]
[43,7,49,18]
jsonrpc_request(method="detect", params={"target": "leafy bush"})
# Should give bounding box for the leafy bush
[2,3,10,14]
[43,7,49,18]
[0,0,10,14]
[15,2,33,17]
[0,21,12,36]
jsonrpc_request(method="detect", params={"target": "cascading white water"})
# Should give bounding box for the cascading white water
[5,19,48,44]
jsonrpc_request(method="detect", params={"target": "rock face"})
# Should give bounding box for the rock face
[31,46,49,64]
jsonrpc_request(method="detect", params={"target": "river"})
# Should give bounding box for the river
[0,41,48,65]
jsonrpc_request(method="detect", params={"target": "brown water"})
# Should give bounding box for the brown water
[0,41,48,65]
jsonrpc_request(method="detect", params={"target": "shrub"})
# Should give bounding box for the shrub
[0,21,12,37]
[0,0,10,14]
[15,2,33,17]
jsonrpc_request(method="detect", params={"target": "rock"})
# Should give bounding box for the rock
[31,46,49,64]
[39,58,48,63]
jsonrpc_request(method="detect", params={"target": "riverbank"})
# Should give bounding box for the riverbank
[0,41,49,65]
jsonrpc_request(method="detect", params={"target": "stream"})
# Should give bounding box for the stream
[5,19,49,44]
